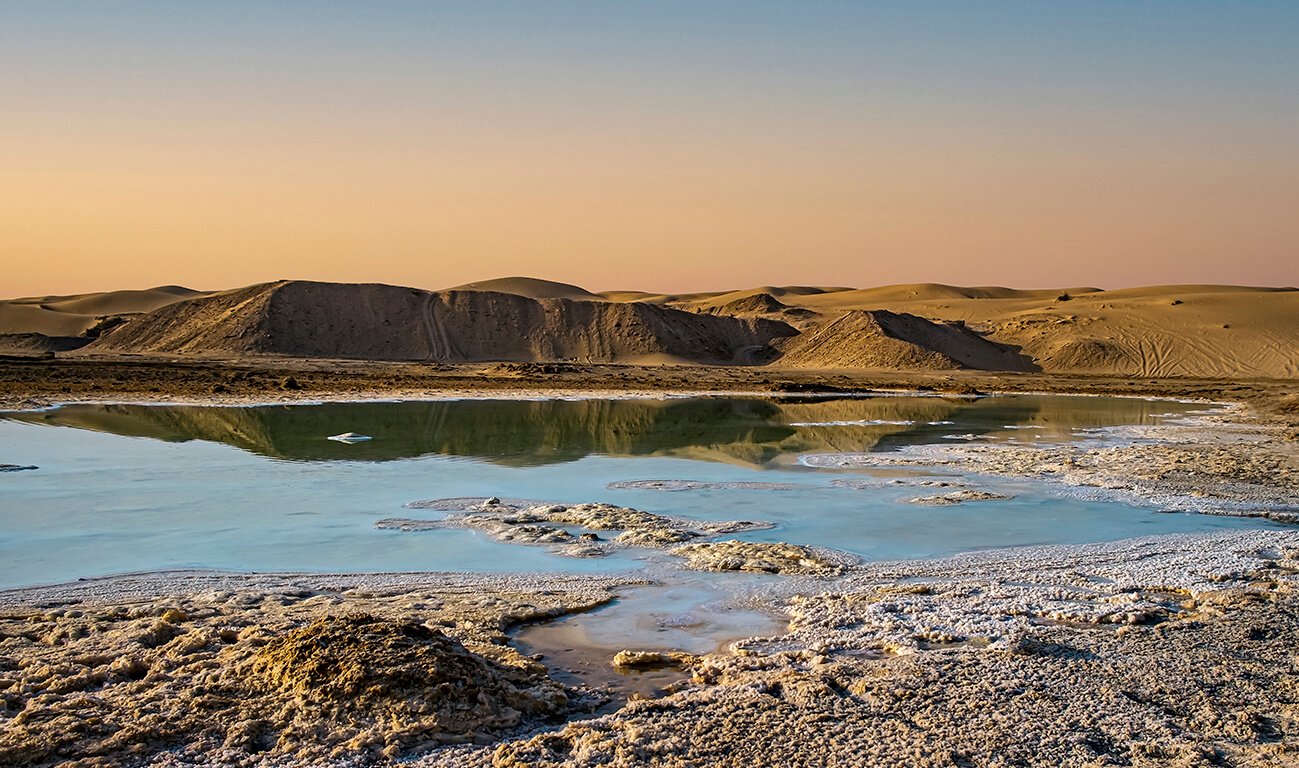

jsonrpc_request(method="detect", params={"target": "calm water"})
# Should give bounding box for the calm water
[0,394,1277,590]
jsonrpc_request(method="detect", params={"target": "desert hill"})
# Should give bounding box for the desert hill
[5,278,1297,379]
[0,285,208,355]
[87,280,795,365]
[0,285,204,338]
[785,285,1299,378]
[596,285,853,306]
[777,310,1036,371]
[696,292,788,315]
[446,277,600,301]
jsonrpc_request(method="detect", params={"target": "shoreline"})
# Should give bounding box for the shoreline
[2,522,1289,607]
[3,528,1296,766]
[0,386,1237,414]
[4,355,1296,416]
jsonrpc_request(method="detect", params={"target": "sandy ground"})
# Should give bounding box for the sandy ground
[0,287,206,338]
[3,362,1298,766]
[2,355,1297,413]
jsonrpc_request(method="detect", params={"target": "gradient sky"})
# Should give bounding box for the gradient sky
[3,1,1297,297]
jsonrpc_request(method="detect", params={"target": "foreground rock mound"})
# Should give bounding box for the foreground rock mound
[0,573,617,767]
[252,614,566,751]
[89,280,796,365]
[777,309,1036,371]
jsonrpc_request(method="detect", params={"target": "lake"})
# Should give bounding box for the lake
[0,394,1275,591]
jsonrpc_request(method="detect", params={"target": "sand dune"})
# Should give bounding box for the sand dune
[784,283,1101,309]
[5,277,1291,379]
[448,277,601,301]
[89,280,796,365]
[601,285,852,306]
[0,303,92,338]
[694,292,790,316]
[0,285,204,340]
[806,285,1299,378]
[695,285,852,302]
[777,310,1036,371]
[597,290,664,303]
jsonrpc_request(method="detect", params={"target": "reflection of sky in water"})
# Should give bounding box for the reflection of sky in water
[0,396,1279,590]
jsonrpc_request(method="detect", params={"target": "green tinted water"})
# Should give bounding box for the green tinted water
[0,394,1276,591]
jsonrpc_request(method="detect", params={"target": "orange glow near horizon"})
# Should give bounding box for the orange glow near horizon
[4,3,1297,298]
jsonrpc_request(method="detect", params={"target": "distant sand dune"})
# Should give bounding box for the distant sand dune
[695,292,789,315]
[0,285,208,353]
[780,283,1101,305]
[447,277,601,301]
[0,285,205,338]
[777,310,1037,372]
[6,278,1296,378]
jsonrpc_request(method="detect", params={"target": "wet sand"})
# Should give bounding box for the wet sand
[3,355,1298,415]
[513,572,789,712]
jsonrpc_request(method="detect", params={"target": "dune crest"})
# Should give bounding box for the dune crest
[447,276,602,301]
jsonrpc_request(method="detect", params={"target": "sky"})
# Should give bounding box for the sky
[3,1,1297,297]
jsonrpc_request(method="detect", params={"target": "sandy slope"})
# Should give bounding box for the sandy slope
[0,285,204,337]
[769,284,1299,378]
[597,281,1299,378]
[776,310,1037,371]
[88,280,795,365]
[6,278,1296,378]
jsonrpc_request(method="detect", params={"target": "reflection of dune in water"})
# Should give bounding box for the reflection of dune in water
[6,399,797,466]
[1,395,1196,468]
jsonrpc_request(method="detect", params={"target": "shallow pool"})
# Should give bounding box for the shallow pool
[0,394,1277,590]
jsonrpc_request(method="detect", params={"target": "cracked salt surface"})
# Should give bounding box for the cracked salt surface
[731,528,1299,657]
[798,403,1299,522]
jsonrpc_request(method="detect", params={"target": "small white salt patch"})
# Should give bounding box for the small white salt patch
[327,432,372,444]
